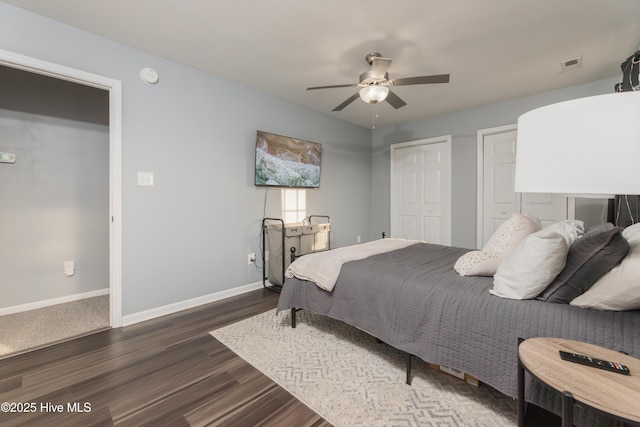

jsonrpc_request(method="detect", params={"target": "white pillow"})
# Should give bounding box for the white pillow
[625,222,640,242]
[454,250,495,276]
[454,214,541,276]
[570,222,640,310]
[490,220,584,299]
[483,213,542,257]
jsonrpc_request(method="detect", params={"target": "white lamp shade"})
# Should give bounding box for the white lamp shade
[515,91,640,196]
[359,85,389,104]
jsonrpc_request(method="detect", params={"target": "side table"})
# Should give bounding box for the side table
[518,337,640,427]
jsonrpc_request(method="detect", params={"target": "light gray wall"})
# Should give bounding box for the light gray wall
[371,77,620,248]
[0,113,109,308]
[0,3,372,315]
[0,66,110,309]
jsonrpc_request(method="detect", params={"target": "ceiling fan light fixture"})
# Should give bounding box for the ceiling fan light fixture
[359,85,389,104]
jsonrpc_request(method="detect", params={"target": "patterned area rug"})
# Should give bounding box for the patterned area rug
[210,309,517,427]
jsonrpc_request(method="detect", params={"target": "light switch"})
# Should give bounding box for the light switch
[137,172,154,186]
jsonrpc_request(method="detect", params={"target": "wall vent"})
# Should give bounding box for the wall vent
[561,56,583,72]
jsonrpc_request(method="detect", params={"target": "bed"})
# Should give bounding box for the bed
[276,220,640,425]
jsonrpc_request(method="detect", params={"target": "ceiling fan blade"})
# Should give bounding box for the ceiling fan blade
[307,83,358,90]
[370,57,392,79]
[332,92,360,111]
[392,74,450,86]
[385,90,407,109]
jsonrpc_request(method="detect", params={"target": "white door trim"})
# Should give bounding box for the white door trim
[390,135,452,244]
[0,49,123,327]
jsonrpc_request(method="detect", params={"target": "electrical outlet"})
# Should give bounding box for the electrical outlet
[64,260,75,276]
[248,252,256,264]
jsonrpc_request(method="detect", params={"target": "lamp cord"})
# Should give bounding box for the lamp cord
[613,195,637,226]
[624,195,636,225]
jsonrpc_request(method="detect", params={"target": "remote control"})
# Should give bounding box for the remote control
[559,350,631,375]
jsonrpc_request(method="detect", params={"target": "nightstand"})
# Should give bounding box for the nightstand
[518,337,640,427]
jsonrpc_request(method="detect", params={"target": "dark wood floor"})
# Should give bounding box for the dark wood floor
[0,288,330,427]
[0,287,560,427]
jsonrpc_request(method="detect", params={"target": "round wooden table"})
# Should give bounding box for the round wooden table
[518,337,640,427]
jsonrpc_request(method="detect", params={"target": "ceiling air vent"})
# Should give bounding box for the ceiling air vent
[561,56,583,72]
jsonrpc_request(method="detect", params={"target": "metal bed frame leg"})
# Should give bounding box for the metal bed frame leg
[373,339,412,385]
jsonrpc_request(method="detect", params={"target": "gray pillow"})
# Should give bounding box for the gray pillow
[536,225,629,303]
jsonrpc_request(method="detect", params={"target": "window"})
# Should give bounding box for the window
[282,189,306,224]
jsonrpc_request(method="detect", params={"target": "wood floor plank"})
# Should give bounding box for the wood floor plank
[184,373,279,426]
[202,385,330,427]
[0,375,22,394]
[114,373,238,426]
[0,288,327,426]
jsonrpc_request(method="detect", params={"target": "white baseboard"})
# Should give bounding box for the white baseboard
[0,288,110,316]
[121,281,265,327]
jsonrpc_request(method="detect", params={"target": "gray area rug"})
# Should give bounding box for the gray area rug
[0,295,109,357]
[211,309,517,426]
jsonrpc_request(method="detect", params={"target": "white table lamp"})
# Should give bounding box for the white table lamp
[515,92,640,197]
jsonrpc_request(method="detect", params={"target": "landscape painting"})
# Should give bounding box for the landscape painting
[255,131,322,188]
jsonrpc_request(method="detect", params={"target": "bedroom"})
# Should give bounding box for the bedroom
[1,0,639,425]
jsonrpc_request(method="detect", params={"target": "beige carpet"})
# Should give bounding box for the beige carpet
[211,309,517,427]
[0,295,110,357]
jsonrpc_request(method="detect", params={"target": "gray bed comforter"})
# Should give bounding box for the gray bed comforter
[277,243,640,422]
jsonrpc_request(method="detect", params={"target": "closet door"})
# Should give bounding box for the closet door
[482,129,520,245]
[521,193,568,228]
[420,142,449,243]
[478,126,572,247]
[391,137,451,245]
[394,145,420,239]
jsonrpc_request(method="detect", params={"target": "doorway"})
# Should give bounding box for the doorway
[0,49,122,355]
[390,136,451,245]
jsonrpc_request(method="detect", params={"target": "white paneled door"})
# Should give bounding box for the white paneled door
[391,136,451,245]
[482,128,520,244]
[477,126,572,247]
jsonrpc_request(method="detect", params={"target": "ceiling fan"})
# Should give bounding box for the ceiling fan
[307,52,450,112]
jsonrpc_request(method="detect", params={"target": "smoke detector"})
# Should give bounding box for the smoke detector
[140,67,159,84]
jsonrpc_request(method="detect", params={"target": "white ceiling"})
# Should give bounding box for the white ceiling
[4,0,640,128]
